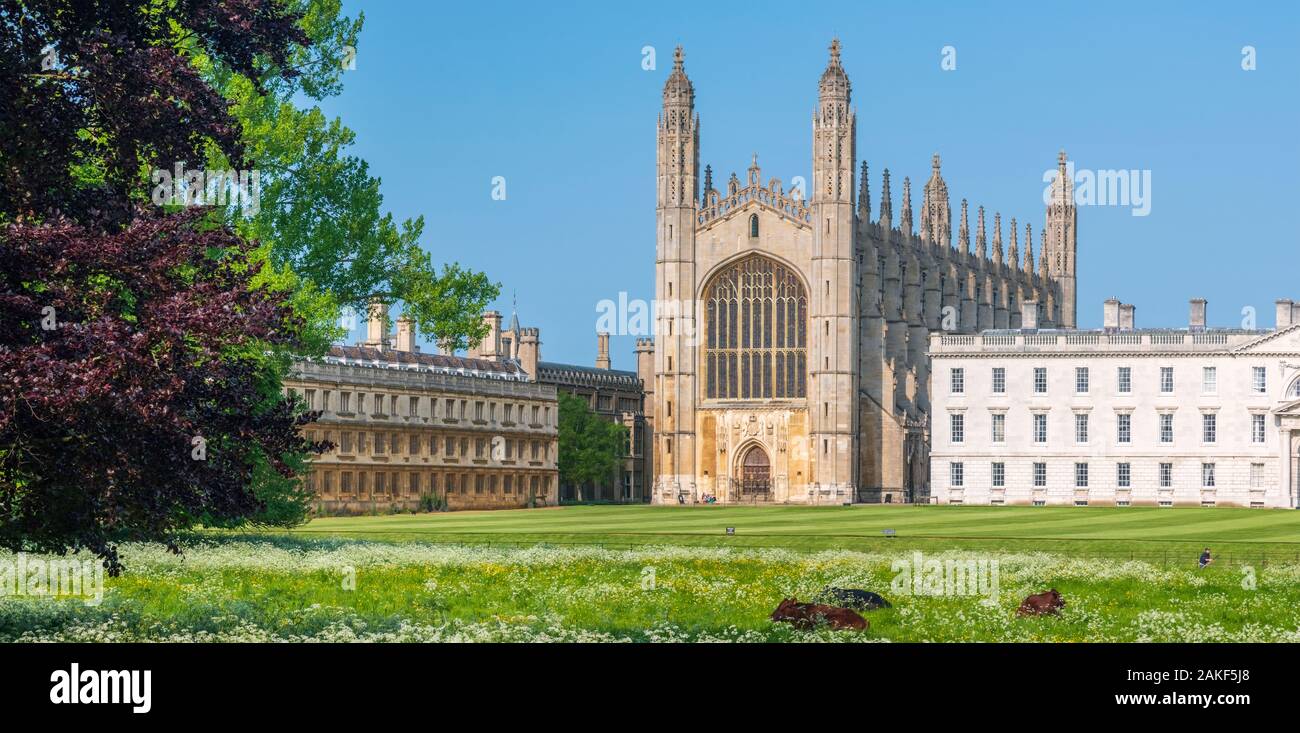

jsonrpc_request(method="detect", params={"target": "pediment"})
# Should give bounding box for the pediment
[1274,399,1300,416]
[1232,324,1300,354]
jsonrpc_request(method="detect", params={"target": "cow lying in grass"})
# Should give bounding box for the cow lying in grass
[1017,589,1066,617]
[770,598,868,631]
[816,587,891,611]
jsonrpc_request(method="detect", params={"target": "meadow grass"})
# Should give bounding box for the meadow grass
[3,505,1297,642]
[2,536,1297,643]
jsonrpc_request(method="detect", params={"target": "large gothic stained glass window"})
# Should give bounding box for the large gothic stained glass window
[704,255,807,399]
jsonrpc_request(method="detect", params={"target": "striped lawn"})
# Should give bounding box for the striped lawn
[285,505,1300,555]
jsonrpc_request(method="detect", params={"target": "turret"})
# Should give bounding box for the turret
[922,153,951,246]
[1045,149,1078,327]
[655,46,700,497]
[809,38,859,493]
[518,328,540,381]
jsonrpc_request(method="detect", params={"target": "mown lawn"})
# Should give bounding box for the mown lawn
[282,504,1300,564]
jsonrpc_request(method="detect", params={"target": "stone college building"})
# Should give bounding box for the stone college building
[930,299,1300,508]
[651,41,1077,505]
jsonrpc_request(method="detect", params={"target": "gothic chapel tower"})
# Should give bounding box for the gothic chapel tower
[809,40,859,492]
[654,47,699,495]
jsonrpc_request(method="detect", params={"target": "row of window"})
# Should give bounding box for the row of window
[950,411,1268,445]
[309,430,553,462]
[950,365,1285,396]
[593,394,641,413]
[294,388,552,426]
[309,470,551,497]
[949,460,1270,489]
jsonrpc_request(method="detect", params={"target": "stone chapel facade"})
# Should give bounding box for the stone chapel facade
[650,41,1078,505]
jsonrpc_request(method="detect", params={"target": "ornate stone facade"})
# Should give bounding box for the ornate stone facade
[651,42,1077,505]
[288,309,559,514]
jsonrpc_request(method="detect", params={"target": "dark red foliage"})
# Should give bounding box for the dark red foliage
[0,0,308,226]
[0,209,325,573]
[0,1,319,572]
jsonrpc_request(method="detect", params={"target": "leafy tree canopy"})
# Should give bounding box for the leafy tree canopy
[557,393,628,496]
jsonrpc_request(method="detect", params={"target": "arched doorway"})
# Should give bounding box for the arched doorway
[740,446,771,495]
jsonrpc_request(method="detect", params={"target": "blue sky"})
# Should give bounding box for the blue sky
[324,0,1299,370]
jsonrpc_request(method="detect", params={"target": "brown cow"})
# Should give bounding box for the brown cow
[770,598,868,631]
[1017,589,1066,617]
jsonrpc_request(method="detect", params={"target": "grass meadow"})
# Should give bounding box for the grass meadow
[2,505,1298,642]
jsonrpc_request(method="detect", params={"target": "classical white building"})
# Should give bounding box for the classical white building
[929,298,1300,508]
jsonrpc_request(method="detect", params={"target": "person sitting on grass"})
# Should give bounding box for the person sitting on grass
[1199,547,1213,569]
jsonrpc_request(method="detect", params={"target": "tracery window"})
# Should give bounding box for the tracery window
[704,255,806,399]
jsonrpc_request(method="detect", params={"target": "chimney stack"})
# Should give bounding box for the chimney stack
[1189,298,1207,331]
[1119,303,1136,331]
[362,299,388,349]
[470,311,502,360]
[595,332,611,370]
[395,316,418,352]
[1103,297,1121,332]
[1278,299,1296,330]
[1021,300,1039,330]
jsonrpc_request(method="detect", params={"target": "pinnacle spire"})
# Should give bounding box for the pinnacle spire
[1049,148,1073,206]
[879,168,893,227]
[818,38,850,100]
[958,199,970,252]
[1024,223,1035,273]
[900,177,913,234]
[858,161,870,219]
[1008,217,1019,267]
[993,213,1004,265]
[1038,227,1049,279]
[976,206,987,260]
[662,45,693,102]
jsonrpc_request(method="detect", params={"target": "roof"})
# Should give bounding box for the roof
[322,345,529,380]
[536,360,641,388]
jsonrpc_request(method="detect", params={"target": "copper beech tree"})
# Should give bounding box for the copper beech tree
[0,0,325,573]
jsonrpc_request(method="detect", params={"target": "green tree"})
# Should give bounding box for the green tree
[186,0,499,354]
[557,393,629,502]
[178,2,499,522]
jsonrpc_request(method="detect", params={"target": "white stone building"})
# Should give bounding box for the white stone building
[929,298,1300,508]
